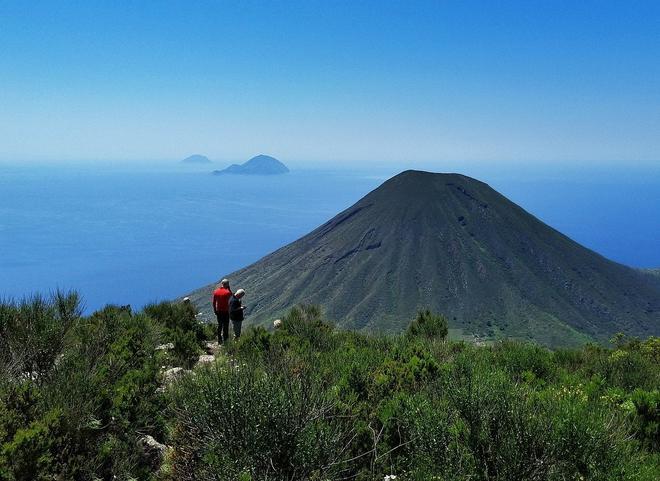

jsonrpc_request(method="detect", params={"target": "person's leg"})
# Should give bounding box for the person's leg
[232,320,242,339]
[220,313,229,343]
[215,313,222,343]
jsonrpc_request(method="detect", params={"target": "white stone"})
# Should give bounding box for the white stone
[197,354,215,365]
[205,341,220,354]
[162,367,185,383]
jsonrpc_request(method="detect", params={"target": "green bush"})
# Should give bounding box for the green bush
[166,361,353,481]
[625,389,659,451]
[2,297,658,480]
[0,407,73,480]
[0,291,81,382]
[233,325,272,355]
[447,355,637,480]
[276,304,336,352]
[406,309,449,340]
[144,300,209,367]
[490,340,556,384]
[0,295,168,480]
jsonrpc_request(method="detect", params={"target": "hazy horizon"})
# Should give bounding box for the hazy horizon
[3,157,659,182]
[2,1,660,165]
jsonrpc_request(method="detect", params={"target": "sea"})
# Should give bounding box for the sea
[1,161,659,313]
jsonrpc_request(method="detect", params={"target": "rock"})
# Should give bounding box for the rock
[205,341,220,354]
[162,367,186,383]
[273,319,282,329]
[155,342,174,351]
[137,434,168,468]
[157,366,194,393]
[196,354,215,366]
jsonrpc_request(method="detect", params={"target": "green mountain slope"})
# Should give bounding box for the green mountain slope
[188,170,660,347]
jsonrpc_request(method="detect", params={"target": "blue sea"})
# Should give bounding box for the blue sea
[1,161,659,313]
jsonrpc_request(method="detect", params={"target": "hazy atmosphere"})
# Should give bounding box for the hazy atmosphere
[2,0,659,165]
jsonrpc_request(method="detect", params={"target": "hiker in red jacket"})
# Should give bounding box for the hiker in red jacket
[212,278,232,344]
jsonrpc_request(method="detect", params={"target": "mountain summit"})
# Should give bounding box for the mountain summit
[181,154,211,164]
[213,155,289,175]
[189,170,660,346]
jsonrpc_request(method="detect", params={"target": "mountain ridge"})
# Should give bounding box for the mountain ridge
[188,170,660,347]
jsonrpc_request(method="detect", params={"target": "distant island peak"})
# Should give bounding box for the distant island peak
[181,154,212,164]
[213,154,289,176]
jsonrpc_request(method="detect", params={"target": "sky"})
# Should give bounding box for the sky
[1,1,659,166]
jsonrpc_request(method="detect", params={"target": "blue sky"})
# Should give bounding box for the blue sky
[1,1,659,165]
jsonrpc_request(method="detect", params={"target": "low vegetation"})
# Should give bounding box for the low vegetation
[0,292,210,480]
[0,295,658,480]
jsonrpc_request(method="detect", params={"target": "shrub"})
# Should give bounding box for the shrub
[491,340,556,384]
[166,362,354,481]
[2,298,658,480]
[233,326,272,355]
[406,309,448,340]
[447,355,636,480]
[0,291,81,382]
[625,389,660,451]
[277,304,336,351]
[0,296,167,480]
[144,301,209,367]
[0,408,70,480]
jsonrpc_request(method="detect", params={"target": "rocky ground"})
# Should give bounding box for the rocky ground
[141,340,225,469]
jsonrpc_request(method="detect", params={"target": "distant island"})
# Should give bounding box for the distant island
[181,154,212,164]
[213,154,289,176]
